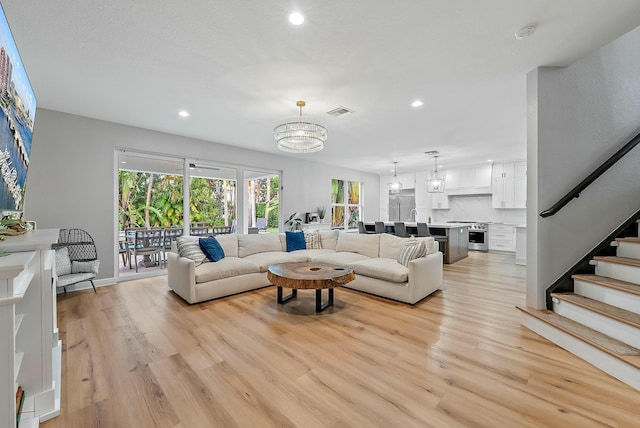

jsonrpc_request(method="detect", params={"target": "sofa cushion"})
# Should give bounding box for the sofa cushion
[397,238,427,266]
[379,233,408,259]
[336,233,380,258]
[176,236,208,266]
[293,249,335,259]
[199,236,225,262]
[214,234,239,258]
[319,230,339,250]
[304,230,322,249]
[348,258,408,283]
[310,252,371,265]
[285,231,306,252]
[238,233,282,258]
[194,257,261,283]
[55,247,72,276]
[243,251,309,272]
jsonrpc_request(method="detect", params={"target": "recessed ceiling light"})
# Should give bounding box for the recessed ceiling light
[411,100,424,108]
[288,11,305,26]
[515,25,535,40]
[120,161,127,164]
[178,110,190,118]
[487,159,493,162]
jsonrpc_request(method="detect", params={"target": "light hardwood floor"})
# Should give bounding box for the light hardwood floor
[44,252,640,427]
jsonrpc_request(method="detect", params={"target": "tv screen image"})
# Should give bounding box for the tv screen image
[0,4,36,212]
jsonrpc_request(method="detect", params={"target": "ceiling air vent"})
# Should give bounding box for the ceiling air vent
[326,106,355,117]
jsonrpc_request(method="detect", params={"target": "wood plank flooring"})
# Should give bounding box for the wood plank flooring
[44,252,640,427]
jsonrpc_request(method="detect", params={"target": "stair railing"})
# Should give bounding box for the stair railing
[539,131,640,218]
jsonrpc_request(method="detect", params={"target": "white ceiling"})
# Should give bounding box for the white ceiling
[4,1,640,175]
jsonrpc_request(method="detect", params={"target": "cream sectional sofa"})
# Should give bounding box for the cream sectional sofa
[167,230,443,305]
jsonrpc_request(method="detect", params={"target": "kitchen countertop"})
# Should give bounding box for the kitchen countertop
[366,222,470,228]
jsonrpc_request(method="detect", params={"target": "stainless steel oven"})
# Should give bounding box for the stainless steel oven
[448,221,489,251]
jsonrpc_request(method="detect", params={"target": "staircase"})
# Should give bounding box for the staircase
[518,218,640,391]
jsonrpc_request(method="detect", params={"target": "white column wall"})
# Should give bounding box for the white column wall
[527,26,640,308]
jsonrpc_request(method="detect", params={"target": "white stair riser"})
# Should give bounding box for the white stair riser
[595,261,640,285]
[617,242,640,259]
[552,300,640,349]
[574,280,640,314]
[521,313,640,391]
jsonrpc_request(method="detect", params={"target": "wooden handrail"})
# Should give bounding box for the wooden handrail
[539,131,640,218]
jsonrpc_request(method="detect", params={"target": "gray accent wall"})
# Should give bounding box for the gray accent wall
[23,109,380,281]
[527,26,640,308]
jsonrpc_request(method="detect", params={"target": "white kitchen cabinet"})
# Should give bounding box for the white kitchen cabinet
[489,223,515,252]
[446,164,492,195]
[492,161,525,209]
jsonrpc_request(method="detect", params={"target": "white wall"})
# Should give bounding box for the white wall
[527,26,640,308]
[23,109,380,281]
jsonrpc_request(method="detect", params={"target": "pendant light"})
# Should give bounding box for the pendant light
[389,162,403,194]
[427,154,445,193]
[274,100,327,153]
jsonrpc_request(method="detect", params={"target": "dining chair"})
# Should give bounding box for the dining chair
[417,222,432,237]
[131,228,163,272]
[162,227,184,267]
[212,225,232,235]
[190,226,209,236]
[394,222,409,237]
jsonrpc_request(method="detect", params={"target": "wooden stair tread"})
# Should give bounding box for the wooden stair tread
[550,292,640,329]
[593,256,640,268]
[572,274,640,296]
[616,237,640,243]
[517,306,640,366]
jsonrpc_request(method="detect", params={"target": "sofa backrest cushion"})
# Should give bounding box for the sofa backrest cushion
[214,234,239,258]
[417,237,437,255]
[379,233,407,259]
[319,230,339,250]
[335,232,380,258]
[238,233,282,258]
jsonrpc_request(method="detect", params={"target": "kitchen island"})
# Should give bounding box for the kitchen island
[364,222,469,264]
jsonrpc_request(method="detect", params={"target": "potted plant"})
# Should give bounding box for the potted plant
[285,212,303,231]
[317,206,326,223]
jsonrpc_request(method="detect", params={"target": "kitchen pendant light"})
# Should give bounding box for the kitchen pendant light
[427,154,445,193]
[389,162,403,194]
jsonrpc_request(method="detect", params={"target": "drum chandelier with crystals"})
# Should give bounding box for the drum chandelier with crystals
[274,100,327,153]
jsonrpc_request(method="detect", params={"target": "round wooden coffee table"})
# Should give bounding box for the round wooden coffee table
[267,262,355,312]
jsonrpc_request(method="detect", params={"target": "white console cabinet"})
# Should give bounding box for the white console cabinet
[0,229,59,428]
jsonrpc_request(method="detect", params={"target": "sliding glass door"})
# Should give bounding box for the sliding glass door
[243,170,280,233]
[189,163,237,231]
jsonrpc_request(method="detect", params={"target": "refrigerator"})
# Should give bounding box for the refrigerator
[388,190,415,221]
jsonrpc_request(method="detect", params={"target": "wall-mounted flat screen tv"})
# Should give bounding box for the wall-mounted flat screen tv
[0,4,36,212]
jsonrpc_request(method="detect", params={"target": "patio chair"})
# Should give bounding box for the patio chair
[190,225,209,236]
[212,225,232,235]
[256,217,267,231]
[53,228,100,293]
[130,228,163,272]
[162,227,184,267]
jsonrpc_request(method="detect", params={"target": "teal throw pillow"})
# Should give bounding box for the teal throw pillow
[285,231,306,252]
[199,236,225,262]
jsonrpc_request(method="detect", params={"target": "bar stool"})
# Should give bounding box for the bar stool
[417,222,432,237]
[374,221,386,234]
[394,222,409,237]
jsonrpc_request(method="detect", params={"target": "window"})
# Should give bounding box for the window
[331,179,362,230]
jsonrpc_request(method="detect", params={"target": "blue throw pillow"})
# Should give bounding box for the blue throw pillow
[199,236,225,262]
[285,231,306,252]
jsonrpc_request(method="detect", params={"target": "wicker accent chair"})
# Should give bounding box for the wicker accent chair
[53,228,100,293]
